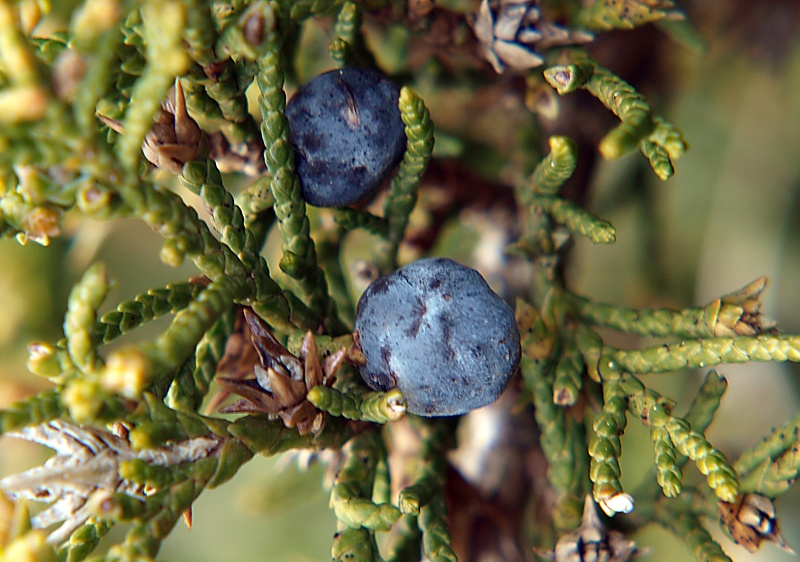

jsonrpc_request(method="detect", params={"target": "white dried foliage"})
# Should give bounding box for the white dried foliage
[0,420,221,544]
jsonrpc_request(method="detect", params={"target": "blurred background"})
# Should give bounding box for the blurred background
[2,1,800,560]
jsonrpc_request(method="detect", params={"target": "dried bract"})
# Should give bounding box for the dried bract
[471,0,592,73]
[537,496,639,562]
[0,421,220,544]
[719,493,794,553]
[217,309,346,435]
[709,277,775,337]
[99,79,207,174]
[208,132,268,177]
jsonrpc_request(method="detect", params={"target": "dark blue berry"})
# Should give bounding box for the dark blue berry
[285,67,406,207]
[353,258,521,416]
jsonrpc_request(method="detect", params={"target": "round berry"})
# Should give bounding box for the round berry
[353,258,521,416]
[285,67,406,207]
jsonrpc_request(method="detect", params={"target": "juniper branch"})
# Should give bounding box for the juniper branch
[180,159,262,270]
[330,430,401,531]
[227,413,352,459]
[65,263,111,375]
[578,0,681,31]
[330,1,360,68]
[651,425,683,497]
[381,86,434,271]
[518,300,587,529]
[609,334,800,374]
[384,514,422,562]
[307,386,407,423]
[527,135,578,197]
[684,370,728,432]
[101,459,218,559]
[419,493,457,562]
[70,277,237,409]
[168,308,237,413]
[334,209,389,237]
[636,370,730,501]
[60,520,112,562]
[0,390,68,435]
[72,29,123,137]
[117,2,189,171]
[589,378,632,514]
[0,0,49,124]
[553,340,585,406]
[180,0,216,67]
[540,196,616,244]
[97,282,203,343]
[181,1,261,146]
[566,277,770,339]
[734,413,800,497]
[106,173,306,332]
[331,526,379,562]
[398,419,454,516]
[254,7,332,320]
[543,58,687,178]
[630,382,740,503]
[654,501,731,562]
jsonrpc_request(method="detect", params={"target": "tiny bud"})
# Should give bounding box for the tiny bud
[52,50,87,102]
[72,0,122,42]
[3,529,55,562]
[160,239,186,267]
[386,390,407,419]
[27,342,61,378]
[18,0,43,35]
[240,3,275,46]
[62,378,106,422]
[22,205,62,246]
[0,86,48,124]
[89,490,122,520]
[102,347,152,399]
[76,182,113,214]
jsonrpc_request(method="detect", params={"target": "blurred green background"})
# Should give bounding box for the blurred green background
[2,2,800,560]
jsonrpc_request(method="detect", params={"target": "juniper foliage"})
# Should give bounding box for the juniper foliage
[0,1,799,561]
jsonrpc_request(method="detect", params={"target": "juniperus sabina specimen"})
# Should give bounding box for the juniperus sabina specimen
[0,1,799,561]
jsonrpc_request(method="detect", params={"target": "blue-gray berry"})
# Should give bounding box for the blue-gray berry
[285,67,406,207]
[353,258,521,416]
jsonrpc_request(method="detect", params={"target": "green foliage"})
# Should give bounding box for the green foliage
[0,1,798,561]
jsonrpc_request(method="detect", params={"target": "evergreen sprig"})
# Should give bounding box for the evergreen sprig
[65,263,111,374]
[609,334,800,374]
[253,5,332,321]
[655,502,733,562]
[330,1,360,68]
[578,0,681,32]
[380,85,434,271]
[117,2,190,171]
[567,277,771,339]
[307,386,407,423]
[543,58,688,180]
[97,282,203,343]
[589,378,632,515]
[329,429,401,532]
[734,414,800,497]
